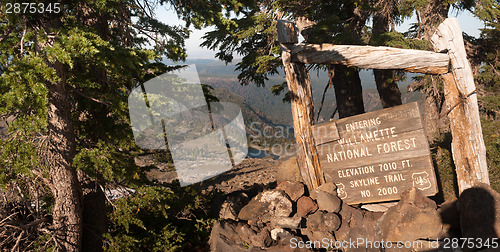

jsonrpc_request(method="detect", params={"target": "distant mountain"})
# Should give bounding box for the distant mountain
[210,87,275,128]
[164,58,423,126]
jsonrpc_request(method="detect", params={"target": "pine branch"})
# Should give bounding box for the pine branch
[0,25,13,43]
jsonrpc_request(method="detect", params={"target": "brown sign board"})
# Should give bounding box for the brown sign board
[312,102,438,205]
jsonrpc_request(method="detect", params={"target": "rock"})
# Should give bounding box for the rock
[296,196,318,218]
[238,190,293,224]
[459,183,500,246]
[238,224,273,248]
[306,211,341,232]
[210,219,276,251]
[210,220,307,251]
[276,156,302,183]
[309,189,318,200]
[316,190,342,213]
[309,182,337,200]
[437,198,460,238]
[400,186,437,209]
[267,232,310,252]
[334,203,382,251]
[375,187,442,242]
[219,192,250,220]
[301,228,336,249]
[209,220,257,251]
[270,216,302,229]
[360,202,397,212]
[276,181,305,201]
[255,228,274,248]
[317,182,338,195]
[270,228,286,240]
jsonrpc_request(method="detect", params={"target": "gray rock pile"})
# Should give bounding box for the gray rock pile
[210,178,500,251]
[210,181,343,251]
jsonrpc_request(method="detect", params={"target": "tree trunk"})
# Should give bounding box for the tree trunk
[374,70,402,108]
[420,1,450,40]
[330,65,365,118]
[331,3,368,118]
[418,0,451,141]
[80,173,106,252]
[371,0,402,108]
[47,62,82,251]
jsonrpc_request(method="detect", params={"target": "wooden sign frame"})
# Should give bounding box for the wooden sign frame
[278,17,488,199]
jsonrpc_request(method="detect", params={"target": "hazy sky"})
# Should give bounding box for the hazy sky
[156,6,485,59]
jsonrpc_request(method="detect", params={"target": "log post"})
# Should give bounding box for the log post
[430,17,489,193]
[277,20,325,190]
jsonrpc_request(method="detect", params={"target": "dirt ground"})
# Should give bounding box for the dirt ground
[143,156,282,194]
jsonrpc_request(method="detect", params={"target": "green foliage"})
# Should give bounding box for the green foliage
[482,117,500,192]
[0,0,189,185]
[370,31,432,50]
[431,132,458,201]
[475,0,500,191]
[0,1,190,248]
[105,183,216,251]
[199,2,282,87]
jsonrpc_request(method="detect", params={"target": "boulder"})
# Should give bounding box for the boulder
[209,220,262,251]
[238,224,273,248]
[316,190,342,213]
[296,196,318,218]
[276,156,302,183]
[437,198,461,238]
[360,202,397,212]
[219,192,250,220]
[306,210,341,232]
[317,182,338,195]
[210,219,307,252]
[267,232,310,252]
[459,183,500,246]
[238,190,293,224]
[309,189,318,201]
[333,203,382,251]
[301,228,336,249]
[270,228,287,241]
[310,182,338,200]
[375,187,442,242]
[270,215,302,229]
[276,181,305,202]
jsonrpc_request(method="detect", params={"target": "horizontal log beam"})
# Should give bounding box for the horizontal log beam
[290,44,450,74]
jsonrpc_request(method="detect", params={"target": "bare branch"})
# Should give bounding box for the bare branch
[72,89,112,106]
[20,22,27,55]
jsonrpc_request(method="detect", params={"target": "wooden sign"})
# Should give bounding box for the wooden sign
[312,102,438,204]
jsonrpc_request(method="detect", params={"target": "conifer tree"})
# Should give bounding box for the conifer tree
[174,0,370,118]
[0,1,187,250]
[371,0,403,108]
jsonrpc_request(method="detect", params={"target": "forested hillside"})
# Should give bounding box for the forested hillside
[186,59,422,125]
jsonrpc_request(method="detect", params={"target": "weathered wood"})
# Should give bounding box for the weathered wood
[278,20,325,190]
[290,44,450,74]
[313,102,438,204]
[312,122,339,145]
[430,18,489,193]
[277,20,298,44]
[333,156,436,205]
[319,129,431,169]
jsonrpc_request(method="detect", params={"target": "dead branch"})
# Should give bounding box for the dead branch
[72,88,112,106]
